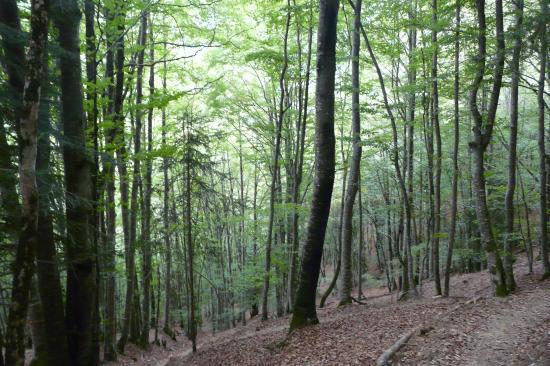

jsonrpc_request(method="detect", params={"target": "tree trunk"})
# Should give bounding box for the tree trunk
[140,12,154,347]
[290,0,339,331]
[503,0,523,291]
[33,74,71,365]
[0,0,23,242]
[4,0,48,362]
[537,0,550,278]
[468,0,508,296]
[185,120,197,352]
[444,1,460,297]
[339,0,362,306]
[113,1,133,351]
[53,0,99,359]
[431,0,442,296]
[102,29,118,359]
[261,0,291,321]
[162,44,173,336]
[288,7,313,311]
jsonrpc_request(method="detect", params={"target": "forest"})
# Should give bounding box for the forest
[0,0,549,364]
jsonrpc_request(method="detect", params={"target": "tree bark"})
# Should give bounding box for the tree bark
[339,0,362,306]
[431,0,442,296]
[444,1,460,297]
[261,0,291,321]
[290,0,339,331]
[34,72,71,365]
[468,0,508,296]
[53,0,99,359]
[102,14,118,357]
[4,0,48,362]
[161,43,173,336]
[537,0,550,278]
[0,0,24,242]
[503,0,523,291]
[185,119,197,352]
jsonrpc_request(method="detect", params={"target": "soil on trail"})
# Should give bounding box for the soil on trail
[395,258,550,366]
[115,256,550,366]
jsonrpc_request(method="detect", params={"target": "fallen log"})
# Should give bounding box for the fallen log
[375,295,482,366]
[376,327,417,366]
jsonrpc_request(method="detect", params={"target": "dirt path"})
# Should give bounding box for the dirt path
[396,259,550,366]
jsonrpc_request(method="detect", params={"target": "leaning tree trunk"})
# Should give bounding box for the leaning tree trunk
[4,0,48,363]
[468,0,508,296]
[339,0,362,306]
[290,0,339,331]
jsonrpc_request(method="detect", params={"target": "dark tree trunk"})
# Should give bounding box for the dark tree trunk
[4,0,48,362]
[290,0,339,331]
[52,0,99,360]
[102,26,118,359]
[538,0,550,278]
[431,0,442,296]
[34,73,71,366]
[0,0,23,241]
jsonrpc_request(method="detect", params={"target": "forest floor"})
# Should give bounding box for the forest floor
[111,255,550,365]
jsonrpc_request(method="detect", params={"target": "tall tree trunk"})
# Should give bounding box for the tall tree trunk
[185,121,197,352]
[127,10,146,349]
[162,44,173,336]
[431,0,442,296]
[537,0,550,278]
[84,0,101,360]
[141,13,154,345]
[468,0,508,296]
[0,0,23,242]
[33,73,71,365]
[444,1,460,297]
[261,0,291,321]
[288,6,313,311]
[357,176,364,299]
[405,0,417,296]
[339,0,362,306]
[4,0,48,360]
[113,1,133,351]
[503,0,523,291]
[52,0,99,360]
[290,0,339,331]
[102,27,118,359]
